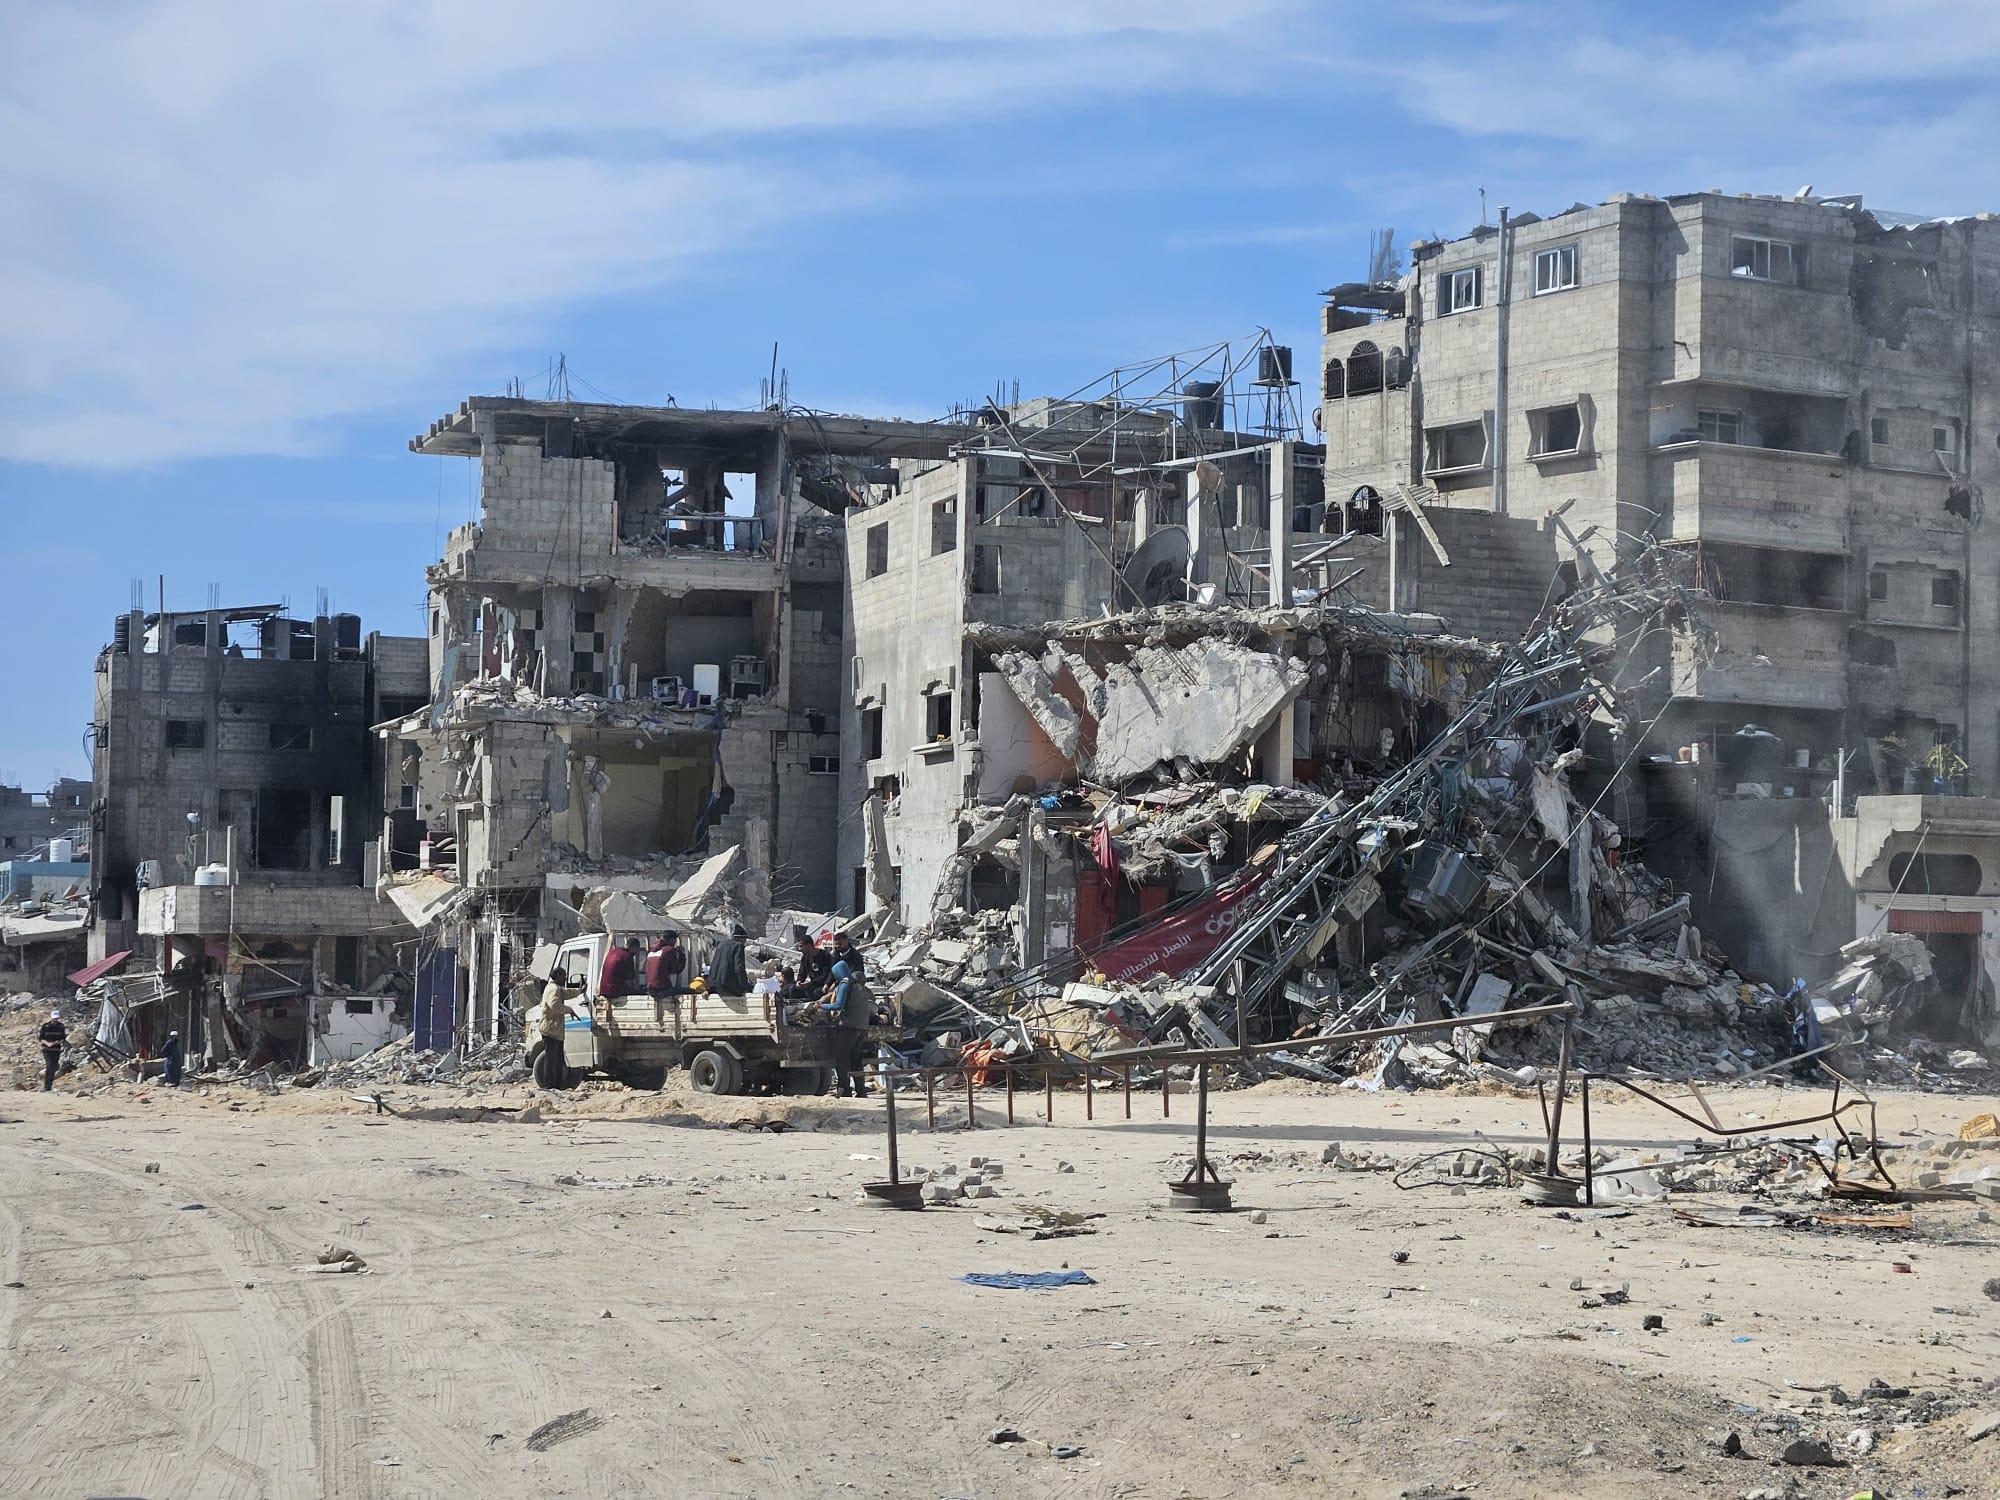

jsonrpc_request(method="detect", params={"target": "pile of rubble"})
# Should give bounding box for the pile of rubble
[292,1035,528,1091]
[863,541,1996,1096]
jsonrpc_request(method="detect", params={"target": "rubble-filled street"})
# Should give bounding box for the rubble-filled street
[1,1077,1995,1499]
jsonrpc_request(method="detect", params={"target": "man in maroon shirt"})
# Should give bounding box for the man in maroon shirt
[598,936,643,998]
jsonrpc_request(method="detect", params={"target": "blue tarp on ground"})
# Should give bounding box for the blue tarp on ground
[959,1270,1096,1290]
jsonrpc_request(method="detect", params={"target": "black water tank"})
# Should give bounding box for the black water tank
[1257,345,1293,385]
[332,613,362,652]
[1182,380,1223,430]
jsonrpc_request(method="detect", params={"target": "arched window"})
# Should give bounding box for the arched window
[1323,359,1345,401]
[1384,346,1409,389]
[1348,340,1383,395]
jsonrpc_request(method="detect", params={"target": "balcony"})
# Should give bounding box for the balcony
[1673,600,1847,710]
[1654,443,1848,553]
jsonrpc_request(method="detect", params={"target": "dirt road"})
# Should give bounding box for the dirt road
[1,1075,1995,1498]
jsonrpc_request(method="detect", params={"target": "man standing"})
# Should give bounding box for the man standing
[644,931,687,997]
[38,1010,66,1092]
[599,936,644,999]
[705,925,750,997]
[819,960,874,1098]
[160,1029,184,1087]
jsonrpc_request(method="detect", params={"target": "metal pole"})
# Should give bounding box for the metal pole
[925,1068,936,1132]
[965,1068,976,1130]
[884,1067,901,1185]
[1123,1062,1132,1119]
[1044,1065,1053,1122]
[1162,1069,1170,1119]
[1005,1065,1015,1125]
[1195,1060,1210,1182]
[1580,1074,1593,1208]
[1545,1013,1574,1176]
[1085,1065,1094,1121]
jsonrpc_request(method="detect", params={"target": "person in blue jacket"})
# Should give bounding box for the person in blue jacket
[819,960,873,1098]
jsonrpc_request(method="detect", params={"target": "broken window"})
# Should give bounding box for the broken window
[861,708,883,761]
[399,784,418,810]
[1871,416,1890,446]
[268,723,312,752]
[931,499,956,555]
[794,582,843,640]
[1322,359,1345,401]
[1532,243,1578,295]
[327,795,345,865]
[1700,543,1845,610]
[1424,421,1487,474]
[971,544,1001,595]
[1729,235,1796,283]
[1347,341,1383,395]
[1697,408,1742,445]
[865,523,889,578]
[925,692,953,744]
[1437,266,1482,314]
[1932,571,1961,613]
[1528,403,1583,457]
[808,754,838,775]
[164,720,204,750]
[1934,421,1960,462]
[1887,852,1982,895]
[1868,568,1889,602]
[256,787,313,870]
[1018,487,1047,518]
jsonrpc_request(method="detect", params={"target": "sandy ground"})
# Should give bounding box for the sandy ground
[2,1065,1996,1500]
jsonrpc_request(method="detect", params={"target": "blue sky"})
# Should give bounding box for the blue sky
[4,0,1995,786]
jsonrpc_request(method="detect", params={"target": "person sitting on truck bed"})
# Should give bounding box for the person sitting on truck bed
[821,959,874,1098]
[705,925,751,996]
[645,932,687,997]
[782,927,832,999]
[599,937,644,999]
[830,931,866,983]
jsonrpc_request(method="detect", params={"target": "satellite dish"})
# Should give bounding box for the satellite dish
[1121,526,1191,607]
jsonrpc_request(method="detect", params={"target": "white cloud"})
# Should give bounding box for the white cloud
[0,0,1298,467]
[1372,3,2000,221]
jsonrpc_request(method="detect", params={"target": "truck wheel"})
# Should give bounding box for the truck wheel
[784,1066,832,1097]
[688,1049,741,1096]
[532,1044,572,1091]
[622,1064,669,1091]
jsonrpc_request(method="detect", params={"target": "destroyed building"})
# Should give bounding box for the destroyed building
[391,398,972,1040]
[0,777,90,861]
[84,602,427,1066]
[1317,189,2000,995]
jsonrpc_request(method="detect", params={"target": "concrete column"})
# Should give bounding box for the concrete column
[1266,442,1293,607]
[539,586,576,697]
[1387,512,1403,613]
[1186,469,1210,591]
[1021,805,1048,966]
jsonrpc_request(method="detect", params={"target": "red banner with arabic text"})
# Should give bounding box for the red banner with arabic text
[1084,870,1271,985]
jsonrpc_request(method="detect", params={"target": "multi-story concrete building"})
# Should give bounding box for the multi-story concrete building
[1318,189,2000,794]
[0,778,90,861]
[1319,189,2000,987]
[85,602,427,1063]
[394,396,969,1040]
[89,603,426,959]
[836,395,1324,933]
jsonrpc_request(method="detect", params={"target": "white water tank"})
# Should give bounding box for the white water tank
[193,864,230,887]
[48,838,75,863]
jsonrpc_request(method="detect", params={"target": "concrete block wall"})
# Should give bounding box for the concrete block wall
[476,440,616,558]
[1400,509,1560,642]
